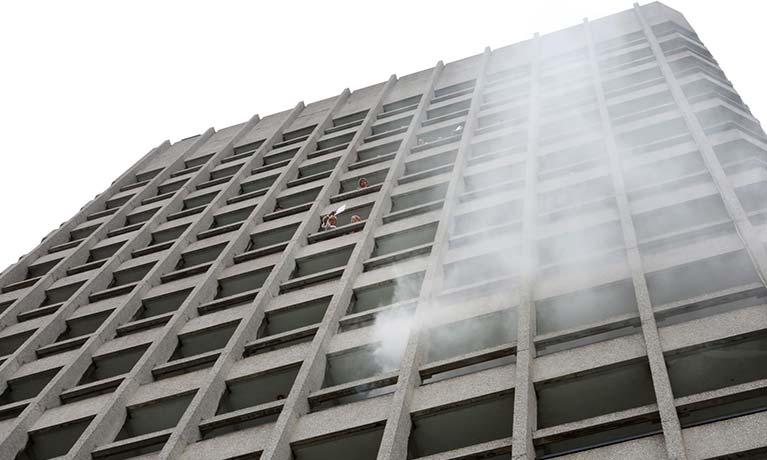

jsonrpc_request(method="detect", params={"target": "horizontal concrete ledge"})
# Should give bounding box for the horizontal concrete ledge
[91,428,173,459]
[227,187,269,205]
[383,200,445,224]
[243,324,319,357]
[233,242,289,264]
[307,222,365,244]
[66,259,107,276]
[152,350,221,380]
[197,222,243,240]
[160,262,212,283]
[131,241,174,258]
[309,372,399,406]
[198,289,260,315]
[199,400,284,435]
[419,344,517,381]
[89,282,138,303]
[35,334,89,358]
[364,243,433,271]
[60,374,125,404]
[116,312,174,337]
[533,404,659,444]
[330,183,382,203]
[280,267,345,294]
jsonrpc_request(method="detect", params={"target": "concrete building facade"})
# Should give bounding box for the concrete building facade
[0,3,765,459]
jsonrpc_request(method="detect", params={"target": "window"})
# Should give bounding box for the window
[217,267,273,299]
[89,242,124,262]
[246,224,299,253]
[176,243,225,269]
[16,417,92,460]
[667,334,767,399]
[57,310,112,341]
[645,250,761,307]
[390,183,447,214]
[322,345,399,389]
[422,309,516,383]
[240,173,278,195]
[217,365,300,414]
[443,252,516,290]
[258,297,330,338]
[382,95,421,114]
[371,223,437,259]
[211,205,255,228]
[452,200,523,236]
[356,140,401,163]
[185,153,214,169]
[407,392,513,458]
[183,191,217,210]
[535,279,638,336]
[78,345,148,386]
[349,272,424,315]
[292,425,385,460]
[291,246,354,279]
[133,288,191,321]
[331,109,368,128]
[276,187,321,210]
[433,79,475,99]
[38,281,85,307]
[110,263,155,287]
[150,224,188,245]
[169,321,239,361]
[0,368,60,407]
[112,392,196,445]
[536,359,655,429]
[0,330,34,356]
[282,125,316,142]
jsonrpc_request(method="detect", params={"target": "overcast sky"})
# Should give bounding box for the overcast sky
[0,1,764,270]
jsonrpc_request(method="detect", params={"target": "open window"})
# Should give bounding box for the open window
[16,417,92,460]
[348,272,424,315]
[169,321,239,362]
[536,359,656,429]
[78,345,148,386]
[133,288,192,321]
[407,392,513,458]
[109,392,197,453]
[645,250,761,307]
[258,297,330,339]
[291,424,385,460]
[421,309,516,384]
[0,368,60,408]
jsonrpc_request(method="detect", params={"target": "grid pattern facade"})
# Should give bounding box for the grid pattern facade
[0,3,766,460]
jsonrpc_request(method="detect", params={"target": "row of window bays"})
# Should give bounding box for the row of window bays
[7,255,766,460]
[3,142,764,453]
[0,17,728,301]
[1,86,763,369]
[5,28,745,305]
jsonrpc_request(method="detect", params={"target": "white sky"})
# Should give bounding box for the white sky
[0,1,764,269]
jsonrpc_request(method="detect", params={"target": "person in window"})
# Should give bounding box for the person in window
[358,177,369,189]
[350,215,362,233]
[321,212,337,231]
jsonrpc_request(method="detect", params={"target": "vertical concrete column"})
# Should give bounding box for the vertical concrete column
[375,49,492,460]
[584,18,688,460]
[262,64,445,460]
[162,78,396,460]
[633,3,767,283]
[511,33,541,460]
